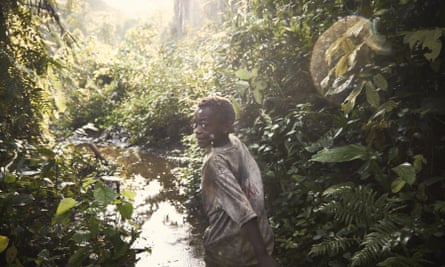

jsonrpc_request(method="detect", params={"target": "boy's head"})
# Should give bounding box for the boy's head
[193,96,235,148]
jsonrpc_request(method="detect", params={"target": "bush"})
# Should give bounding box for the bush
[0,139,140,266]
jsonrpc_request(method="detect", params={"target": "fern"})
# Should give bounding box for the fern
[313,185,415,266]
[351,220,398,266]
[320,184,393,228]
[309,236,357,257]
[351,213,412,267]
[376,253,432,267]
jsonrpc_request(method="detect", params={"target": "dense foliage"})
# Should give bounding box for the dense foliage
[181,0,445,266]
[209,1,445,266]
[1,1,140,266]
[2,0,445,266]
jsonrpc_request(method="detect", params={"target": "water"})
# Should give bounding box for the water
[98,145,205,267]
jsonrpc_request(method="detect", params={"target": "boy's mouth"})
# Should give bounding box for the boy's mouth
[196,137,209,147]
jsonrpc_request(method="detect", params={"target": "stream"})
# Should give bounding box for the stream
[97,145,205,267]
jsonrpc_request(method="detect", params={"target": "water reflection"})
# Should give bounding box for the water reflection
[98,145,205,267]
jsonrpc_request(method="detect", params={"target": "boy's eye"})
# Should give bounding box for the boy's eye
[193,122,208,129]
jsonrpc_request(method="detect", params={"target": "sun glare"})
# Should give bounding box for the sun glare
[103,0,173,18]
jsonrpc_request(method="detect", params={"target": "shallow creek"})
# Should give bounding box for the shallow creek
[98,145,205,267]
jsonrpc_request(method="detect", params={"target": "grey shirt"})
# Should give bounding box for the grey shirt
[201,134,274,266]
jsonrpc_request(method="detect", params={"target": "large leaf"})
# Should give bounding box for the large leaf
[403,28,444,62]
[117,202,133,219]
[391,177,406,193]
[120,190,136,201]
[252,88,264,104]
[235,80,249,98]
[311,144,368,163]
[335,55,349,77]
[56,198,78,216]
[6,244,17,264]
[235,68,257,80]
[325,37,343,65]
[372,73,388,91]
[326,75,354,96]
[342,81,365,114]
[4,173,16,183]
[365,81,380,108]
[392,162,416,185]
[94,184,117,205]
[0,235,9,253]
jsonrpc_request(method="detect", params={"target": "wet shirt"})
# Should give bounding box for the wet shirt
[201,134,274,266]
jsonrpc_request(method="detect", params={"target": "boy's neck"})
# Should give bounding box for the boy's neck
[213,134,230,148]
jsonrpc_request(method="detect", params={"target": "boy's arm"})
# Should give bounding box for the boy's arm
[241,218,279,267]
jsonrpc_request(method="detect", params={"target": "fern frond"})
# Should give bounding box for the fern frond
[310,236,357,257]
[351,232,394,266]
[351,214,409,267]
[320,185,392,227]
[377,253,432,267]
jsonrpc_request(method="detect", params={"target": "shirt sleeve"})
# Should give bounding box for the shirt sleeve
[204,155,257,226]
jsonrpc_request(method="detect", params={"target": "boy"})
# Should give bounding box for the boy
[193,96,279,267]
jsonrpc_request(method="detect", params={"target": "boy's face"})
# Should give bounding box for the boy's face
[193,106,228,148]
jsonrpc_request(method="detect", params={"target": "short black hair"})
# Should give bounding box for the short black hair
[197,96,235,126]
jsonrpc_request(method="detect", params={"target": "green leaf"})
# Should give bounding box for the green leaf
[4,173,16,183]
[325,37,343,65]
[117,202,133,219]
[392,162,416,185]
[235,68,256,80]
[413,154,427,173]
[120,190,136,201]
[231,98,241,120]
[391,177,406,193]
[365,81,379,107]
[235,80,249,98]
[0,235,9,253]
[68,247,90,267]
[372,74,388,91]
[252,88,264,104]
[342,81,365,114]
[6,244,17,264]
[326,75,354,96]
[82,177,97,189]
[403,28,444,62]
[341,37,356,54]
[423,28,443,62]
[311,144,368,163]
[37,147,56,159]
[252,78,267,91]
[94,184,117,205]
[72,230,91,243]
[56,198,77,216]
[335,55,349,77]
